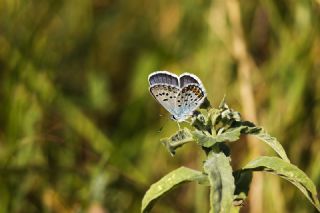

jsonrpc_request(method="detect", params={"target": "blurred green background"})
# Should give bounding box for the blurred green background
[0,0,320,212]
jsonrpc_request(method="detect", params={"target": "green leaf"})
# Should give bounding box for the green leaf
[243,156,320,211]
[204,152,235,213]
[141,167,208,213]
[161,128,194,156]
[193,126,246,148]
[242,127,290,163]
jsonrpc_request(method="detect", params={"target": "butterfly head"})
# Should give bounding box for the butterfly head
[170,114,179,121]
[170,114,189,122]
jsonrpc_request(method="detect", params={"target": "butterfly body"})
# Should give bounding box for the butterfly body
[148,71,207,122]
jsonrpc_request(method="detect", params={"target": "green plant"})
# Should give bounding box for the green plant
[141,98,320,213]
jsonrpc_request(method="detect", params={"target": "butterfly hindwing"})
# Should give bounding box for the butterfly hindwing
[176,84,206,119]
[179,73,200,87]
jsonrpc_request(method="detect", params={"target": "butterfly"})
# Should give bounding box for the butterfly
[148,71,207,122]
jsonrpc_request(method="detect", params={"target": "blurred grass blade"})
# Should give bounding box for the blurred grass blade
[141,167,208,213]
[204,152,235,213]
[243,156,320,211]
[25,68,147,184]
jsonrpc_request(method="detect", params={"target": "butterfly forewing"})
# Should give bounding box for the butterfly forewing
[149,71,179,87]
[150,84,180,116]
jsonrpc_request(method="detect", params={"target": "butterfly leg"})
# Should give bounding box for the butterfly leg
[183,120,192,125]
[177,122,181,130]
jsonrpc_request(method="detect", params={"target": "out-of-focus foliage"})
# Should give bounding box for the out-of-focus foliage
[0,0,319,212]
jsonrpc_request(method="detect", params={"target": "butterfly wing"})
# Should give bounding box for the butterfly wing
[175,84,206,120]
[148,71,179,87]
[175,73,207,121]
[149,84,180,116]
[179,73,206,92]
[148,71,180,117]
[148,71,207,121]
